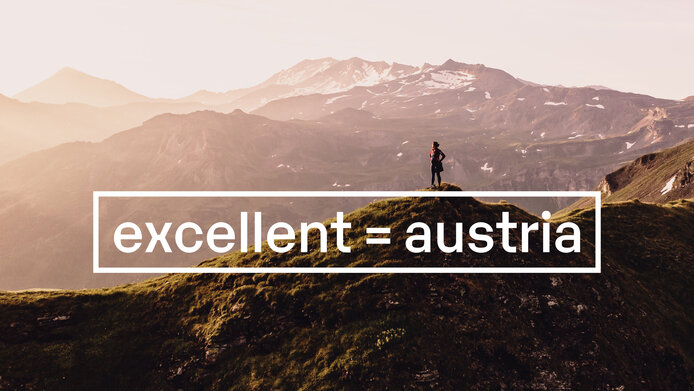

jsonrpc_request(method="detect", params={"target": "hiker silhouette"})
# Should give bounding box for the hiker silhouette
[429,141,446,188]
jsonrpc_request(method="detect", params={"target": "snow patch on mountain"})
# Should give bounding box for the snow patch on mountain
[420,70,476,89]
[480,162,493,173]
[294,82,343,96]
[356,64,396,86]
[325,95,350,105]
[625,141,635,149]
[545,101,567,106]
[585,103,605,109]
[272,59,336,86]
[661,175,677,195]
[288,60,422,97]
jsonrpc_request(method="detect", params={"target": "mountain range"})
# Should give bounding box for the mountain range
[7,58,694,164]
[0,92,218,163]
[2,57,694,289]
[0,58,420,164]
[178,57,422,110]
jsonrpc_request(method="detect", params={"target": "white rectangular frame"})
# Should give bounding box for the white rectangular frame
[93,190,601,274]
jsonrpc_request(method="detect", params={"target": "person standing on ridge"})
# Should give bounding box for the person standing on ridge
[429,141,446,188]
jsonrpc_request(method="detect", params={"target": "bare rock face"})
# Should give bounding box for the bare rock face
[598,177,613,197]
[600,152,658,196]
[648,107,668,120]
[676,159,694,188]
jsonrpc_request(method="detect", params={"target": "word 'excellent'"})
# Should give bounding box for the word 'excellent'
[113,211,581,255]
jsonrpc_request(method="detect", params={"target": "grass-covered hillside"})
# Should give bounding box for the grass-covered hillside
[1,185,692,390]
[571,138,694,211]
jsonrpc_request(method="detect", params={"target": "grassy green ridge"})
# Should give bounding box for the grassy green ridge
[603,140,694,202]
[1,185,692,390]
[569,138,694,211]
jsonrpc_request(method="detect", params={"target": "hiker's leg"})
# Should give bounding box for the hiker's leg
[431,167,435,186]
[436,172,441,186]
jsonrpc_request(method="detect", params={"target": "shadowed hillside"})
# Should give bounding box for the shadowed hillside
[1,186,692,390]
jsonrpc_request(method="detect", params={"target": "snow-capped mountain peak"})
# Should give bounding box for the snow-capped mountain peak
[262,58,339,87]
[288,57,420,96]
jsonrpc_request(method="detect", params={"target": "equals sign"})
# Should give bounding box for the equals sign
[366,227,391,245]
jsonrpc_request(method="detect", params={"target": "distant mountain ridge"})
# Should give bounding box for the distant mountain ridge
[5,57,693,166]
[179,57,422,110]
[0,92,221,164]
[252,58,676,140]
[14,67,152,106]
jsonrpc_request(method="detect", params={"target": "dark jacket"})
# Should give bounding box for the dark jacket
[430,147,446,172]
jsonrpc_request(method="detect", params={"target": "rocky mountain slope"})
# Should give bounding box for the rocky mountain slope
[252,59,675,137]
[252,59,694,165]
[568,134,694,210]
[598,138,694,203]
[0,186,692,389]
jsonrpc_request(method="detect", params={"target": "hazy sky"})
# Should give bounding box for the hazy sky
[1,0,692,99]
